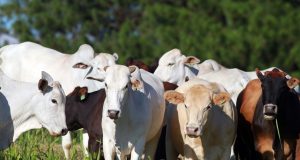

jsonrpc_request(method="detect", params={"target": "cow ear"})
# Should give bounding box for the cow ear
[129,65,137,73]
[42,71,53,84]
[113,53,118,61]
[78,87,88,101]
[72,62,90,69]
[287,77,300,89]
[103,66,109,72]
[164,90,184,105]
[131,79,143,90]
[38,79,49,93]
[212,92,230,105]
[129,66,143,90]
[184,56,200,65]
[256,68,264,80]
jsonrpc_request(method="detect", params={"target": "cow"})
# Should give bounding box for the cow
[164,78,237,160]
[65,86,106,159]
[154,48,226,85]
[87,64,165,160]
[234,69,300,160]
[0,70,68,149]
[0,41,118,159]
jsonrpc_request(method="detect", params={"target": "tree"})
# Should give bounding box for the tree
[0,0,300,76]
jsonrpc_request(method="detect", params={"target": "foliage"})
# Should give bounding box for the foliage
[0,0,300,75]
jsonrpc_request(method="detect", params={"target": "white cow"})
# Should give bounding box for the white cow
[154,48,226,85]
[89,64,165,160]
[164,79,237,160]
[0,42,118,159]
[0,70,67,149]
[0,41,96,94]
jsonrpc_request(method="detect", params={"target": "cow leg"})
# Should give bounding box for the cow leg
[62,132,72,159]
[166,129,178,160]
[144,128,162,159]
[82,130,89,156]
[116,152,126,160]
[131,138,146,160]
[103,136,116,160]
[88,135,101,160]
[222,146,232,160]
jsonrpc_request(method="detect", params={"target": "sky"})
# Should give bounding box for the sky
[0,0,15,31]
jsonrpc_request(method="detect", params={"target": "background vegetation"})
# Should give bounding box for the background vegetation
[1,0,300,75]
[1,0,300,159]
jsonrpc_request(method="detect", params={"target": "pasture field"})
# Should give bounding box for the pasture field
[0,129,90,160]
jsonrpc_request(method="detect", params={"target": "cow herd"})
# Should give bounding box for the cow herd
[0,41,300,160]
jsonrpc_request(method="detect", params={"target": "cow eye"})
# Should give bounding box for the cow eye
[168,63,174,66]
[206,105,211,110]
[105,83,107,87]
[51,99,57,104]
[184,105,188,108]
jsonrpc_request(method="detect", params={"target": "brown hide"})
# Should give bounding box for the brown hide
[238,79,262,123]
[125,58,158,73]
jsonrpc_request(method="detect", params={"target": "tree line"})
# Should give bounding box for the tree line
[1,0,300,76]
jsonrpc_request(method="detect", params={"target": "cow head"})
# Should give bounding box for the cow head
[35,71,68,136]
[83,53,118,90]
[154,49,199,85]
[256,68,299,120]
[65,86,88,131]
[164,84,230,137]
[99,65,143,120]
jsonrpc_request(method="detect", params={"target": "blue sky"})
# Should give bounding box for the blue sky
[0,0,14,31]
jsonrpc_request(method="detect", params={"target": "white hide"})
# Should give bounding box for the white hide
[0,70,67,149]
[0,41,94,94]
[0,42,118,158]
[154,48,225,85]
[100,65,165,160]
[84,52,118,90]
[198,68,250,104]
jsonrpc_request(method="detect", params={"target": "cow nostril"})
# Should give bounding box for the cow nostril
[61,128,68,135]
[194,127,199,132]
[186,127,198,134]
[108,110,120,119]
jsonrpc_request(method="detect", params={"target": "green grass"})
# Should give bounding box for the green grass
[0,129,88,160]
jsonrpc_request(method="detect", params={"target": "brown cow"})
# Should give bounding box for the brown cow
[65,87,106,159]
[234,69,300,160]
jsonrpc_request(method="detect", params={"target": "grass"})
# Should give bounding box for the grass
[0,128,88,160]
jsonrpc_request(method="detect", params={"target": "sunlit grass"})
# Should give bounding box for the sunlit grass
[0,128,87,160]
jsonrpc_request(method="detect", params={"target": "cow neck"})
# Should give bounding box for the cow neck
[12,92,44,141]
[254,96,284,157]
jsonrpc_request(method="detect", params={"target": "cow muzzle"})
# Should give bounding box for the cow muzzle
[186,126,200,137]
[50,128,68,136]
[108,110,120,119]
[263,104,278,120]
